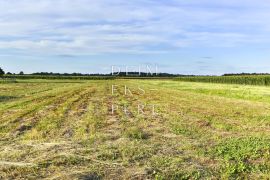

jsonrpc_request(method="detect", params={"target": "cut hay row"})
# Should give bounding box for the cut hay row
[0,79,270,179]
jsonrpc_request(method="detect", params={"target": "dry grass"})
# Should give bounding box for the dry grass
[0,79,270,179]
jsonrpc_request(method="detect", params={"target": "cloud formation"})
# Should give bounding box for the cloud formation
[0,0,270,56]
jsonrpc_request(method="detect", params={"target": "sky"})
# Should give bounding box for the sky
[0,0,270,75]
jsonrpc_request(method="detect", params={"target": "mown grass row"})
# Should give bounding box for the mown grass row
[175,75,270,86]
[1,79,270,179]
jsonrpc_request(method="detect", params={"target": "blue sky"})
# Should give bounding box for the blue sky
[0,0,270,74]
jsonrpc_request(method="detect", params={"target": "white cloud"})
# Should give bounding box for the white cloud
[0,0,270,56]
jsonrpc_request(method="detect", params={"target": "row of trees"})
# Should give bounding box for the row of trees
[0,67,177,77]
[2,66,270,78]
[0,67,25,76]
[223,73,270,76]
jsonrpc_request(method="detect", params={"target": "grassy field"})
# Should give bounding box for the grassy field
[0,79,270,179]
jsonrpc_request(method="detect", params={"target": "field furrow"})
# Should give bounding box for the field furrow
[0,79,269,179]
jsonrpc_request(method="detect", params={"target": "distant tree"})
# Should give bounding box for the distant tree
[6,72,12,75]
[0,67,5,76]
[19,71,24,75]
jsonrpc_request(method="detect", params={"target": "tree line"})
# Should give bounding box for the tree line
[1,66,270,77]
[0,67,182,77]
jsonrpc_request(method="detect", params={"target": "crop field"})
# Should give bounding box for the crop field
[0,79,270,179]
[175,75,270,86]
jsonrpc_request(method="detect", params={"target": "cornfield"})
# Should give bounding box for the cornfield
[175,75,270,86]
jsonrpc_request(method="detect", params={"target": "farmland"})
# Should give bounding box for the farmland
[0,79,270,179]
[175,75,270,86]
